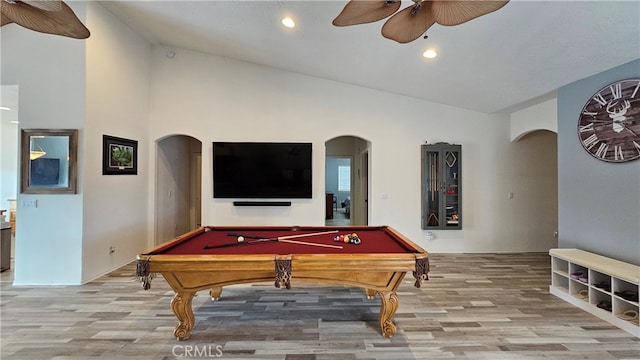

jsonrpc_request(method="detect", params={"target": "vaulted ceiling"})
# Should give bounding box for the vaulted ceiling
[100,1,639,114]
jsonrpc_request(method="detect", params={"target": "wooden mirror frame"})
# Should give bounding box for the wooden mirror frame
[20,129,78,194]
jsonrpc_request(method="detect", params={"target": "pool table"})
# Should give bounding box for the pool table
[136,225,429,340]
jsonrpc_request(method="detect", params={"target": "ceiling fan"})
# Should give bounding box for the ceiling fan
[333,0,509,43]
[1,0,89,39]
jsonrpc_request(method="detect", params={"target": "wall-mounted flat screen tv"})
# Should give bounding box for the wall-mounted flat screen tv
[213,142,312,199]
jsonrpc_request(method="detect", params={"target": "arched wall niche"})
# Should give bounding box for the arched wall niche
[155,134,202,244]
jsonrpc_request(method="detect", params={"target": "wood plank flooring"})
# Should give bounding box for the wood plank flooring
[325,208,350,226]
[1,253,638,359]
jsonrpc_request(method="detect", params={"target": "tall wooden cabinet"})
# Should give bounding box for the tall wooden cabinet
[325,193,334,220]
[421,143,461,229]
[1,226,10,272]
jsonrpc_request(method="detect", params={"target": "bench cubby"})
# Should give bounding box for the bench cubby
[549,248,639,337]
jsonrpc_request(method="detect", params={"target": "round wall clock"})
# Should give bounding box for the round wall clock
[578,78,640,163]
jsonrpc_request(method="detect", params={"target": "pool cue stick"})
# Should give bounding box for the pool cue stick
[204,241,254,249]
[431,153,436,201]
[204,238,343,250]
[278,239,342,249]
[243,229,342,249]
[204,236,284,249]
[254,230,342,249]
[228,230,338,241]
[273,230,339,241]
[205,230,341,250]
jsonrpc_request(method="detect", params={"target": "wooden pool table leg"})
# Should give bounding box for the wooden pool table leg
[365,288,377,299]
[210,287,222,301]
[378,291,399,337]
[171,291,195,341]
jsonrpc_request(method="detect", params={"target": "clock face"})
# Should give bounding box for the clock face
[578,78,640,163]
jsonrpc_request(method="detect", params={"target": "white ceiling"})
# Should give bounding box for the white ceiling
[101,1,639,114]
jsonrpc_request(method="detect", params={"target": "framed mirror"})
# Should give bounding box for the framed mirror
[20,129,78,194]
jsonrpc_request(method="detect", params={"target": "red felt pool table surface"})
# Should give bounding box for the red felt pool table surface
[137,225,429,340]
[147,226,419,255]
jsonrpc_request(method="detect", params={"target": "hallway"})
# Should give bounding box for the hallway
[325,207,350,226]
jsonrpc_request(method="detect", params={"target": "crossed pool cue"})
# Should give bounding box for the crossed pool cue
[203,230,342,250]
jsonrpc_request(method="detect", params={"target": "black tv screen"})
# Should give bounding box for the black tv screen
[213,142,312,198]
[30,158,60,186]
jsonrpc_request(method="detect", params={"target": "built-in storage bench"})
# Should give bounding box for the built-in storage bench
[549,248,639,337]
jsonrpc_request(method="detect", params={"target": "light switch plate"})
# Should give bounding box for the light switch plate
[22,199,37,208]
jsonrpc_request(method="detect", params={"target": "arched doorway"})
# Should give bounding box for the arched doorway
[325,136,370,226]
[155,135,202,244]
[511,129,559,250]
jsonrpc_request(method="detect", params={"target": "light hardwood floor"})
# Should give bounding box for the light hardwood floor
[325,207,350,226]
[1,253,638,359]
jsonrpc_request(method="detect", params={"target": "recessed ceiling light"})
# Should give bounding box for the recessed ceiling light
[423,49,438,59]
[281,16,295,29]
[0,106,11,111]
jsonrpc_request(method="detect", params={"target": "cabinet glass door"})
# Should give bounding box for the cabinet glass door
[424,150,441,227]
[422,143,461,230]
[443,149,460,227]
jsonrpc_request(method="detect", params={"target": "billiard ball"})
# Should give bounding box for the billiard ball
[237,236,245,243]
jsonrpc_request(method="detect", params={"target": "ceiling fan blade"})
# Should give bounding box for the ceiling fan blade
[0,0,89,38]
[1,13,14,26]
[333,0,402,26]
[381,3,436,43]
[432,0,510,26]
[22,0,63,12]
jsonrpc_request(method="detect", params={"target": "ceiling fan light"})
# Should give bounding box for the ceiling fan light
[423,49,438,59]
[30,150,46,160]
[281,16,295,28]
[30,141,46,160]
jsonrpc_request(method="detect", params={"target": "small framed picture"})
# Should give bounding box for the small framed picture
[102,135,138,175]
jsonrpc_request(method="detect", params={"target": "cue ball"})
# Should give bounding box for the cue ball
[237,236,245,242]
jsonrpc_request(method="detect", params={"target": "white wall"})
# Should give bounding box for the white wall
[2,3,88,284]
[148,46,557,253]
[1,2,152,284]
[82,3,151,282]
[0,85,19,213]
[511,98,557,141]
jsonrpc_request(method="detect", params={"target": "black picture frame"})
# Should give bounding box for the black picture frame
[102,135,138,175]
